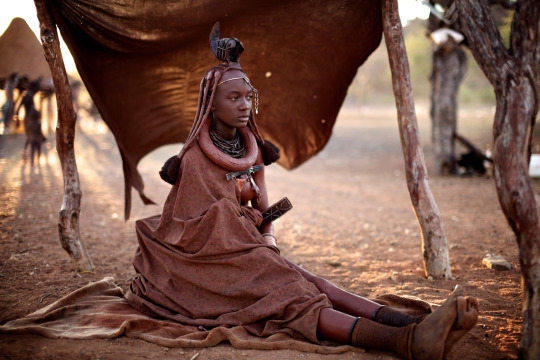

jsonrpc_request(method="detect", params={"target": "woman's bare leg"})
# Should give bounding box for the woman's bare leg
[317,308,357,343]
[287,258,467,329]
[284,258,381,319]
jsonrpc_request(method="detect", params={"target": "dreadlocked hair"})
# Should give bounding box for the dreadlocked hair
[261,140,280,165]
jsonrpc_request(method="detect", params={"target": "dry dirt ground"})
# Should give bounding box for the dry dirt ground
[1,106,539,360]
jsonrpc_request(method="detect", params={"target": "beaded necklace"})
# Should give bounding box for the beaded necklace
[209,129,246,158]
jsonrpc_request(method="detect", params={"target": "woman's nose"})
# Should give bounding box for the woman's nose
[239,98,251,110]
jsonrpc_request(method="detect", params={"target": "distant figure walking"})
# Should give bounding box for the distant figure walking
[1,73,20,134]
[16,80,41,151]
[26,108,46,166]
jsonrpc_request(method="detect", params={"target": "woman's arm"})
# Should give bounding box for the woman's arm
[252,147,273,235]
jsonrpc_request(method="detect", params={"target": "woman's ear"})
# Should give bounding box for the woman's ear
[211,103,216,111]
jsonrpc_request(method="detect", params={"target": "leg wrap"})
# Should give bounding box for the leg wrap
[351,317,415,360]
[374,305,427,327]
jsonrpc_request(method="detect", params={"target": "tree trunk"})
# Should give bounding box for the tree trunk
[382,0,452,279]
[456,1,540,358]
[34,0,94,272]
[430,37,467,174]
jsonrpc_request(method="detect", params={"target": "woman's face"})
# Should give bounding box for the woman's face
[211,70,253,132]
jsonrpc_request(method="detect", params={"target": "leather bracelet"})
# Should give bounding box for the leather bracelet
[262,233,276,239]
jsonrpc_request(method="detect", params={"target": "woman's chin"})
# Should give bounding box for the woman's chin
[235,120,249,128]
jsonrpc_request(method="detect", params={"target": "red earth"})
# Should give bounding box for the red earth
[1,105,538,359]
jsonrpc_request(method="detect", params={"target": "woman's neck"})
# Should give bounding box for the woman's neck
[211,120,237,140]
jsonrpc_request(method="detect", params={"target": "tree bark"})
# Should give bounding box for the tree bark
[382,0,452,279]
[430,37,467,174]
[34,0,94,272]
[456,1,540,358]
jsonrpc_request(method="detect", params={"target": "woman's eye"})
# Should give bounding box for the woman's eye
[231,96,238,101]
[246,95,253,101]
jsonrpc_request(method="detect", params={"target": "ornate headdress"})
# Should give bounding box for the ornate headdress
[209,22,244,63]
[210,23,259,115]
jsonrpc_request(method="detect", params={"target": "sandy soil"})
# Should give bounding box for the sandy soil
[1,106,538,359]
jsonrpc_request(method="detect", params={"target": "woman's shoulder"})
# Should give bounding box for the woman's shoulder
[184,141,208,163]
[184,141,223,173]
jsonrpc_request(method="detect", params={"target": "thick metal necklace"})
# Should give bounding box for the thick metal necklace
[209,129,246,158]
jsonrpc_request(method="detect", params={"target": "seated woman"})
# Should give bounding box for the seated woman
[126,23,478,360]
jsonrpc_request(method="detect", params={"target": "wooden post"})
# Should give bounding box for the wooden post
[382,0,452,279]
[34,0,94,271]
[430,37,467,174]
[455,1,540,358]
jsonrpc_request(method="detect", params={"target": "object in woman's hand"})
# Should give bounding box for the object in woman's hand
[261,197,293,225]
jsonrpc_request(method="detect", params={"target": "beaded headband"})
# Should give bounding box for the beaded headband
[216,76,249,86]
